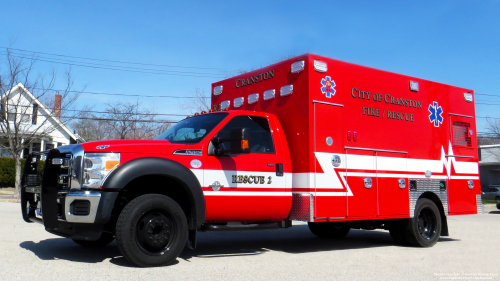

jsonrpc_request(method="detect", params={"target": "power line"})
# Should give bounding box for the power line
[3,50,223,76]
[476,102,500,106]
[1,52,226,79]
[68,116,180,123]
[31,87,210,99]
[2,47,228,71]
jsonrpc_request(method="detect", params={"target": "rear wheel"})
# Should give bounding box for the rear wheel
[72,232,115,247]
[308,222,350,239]
[115,194,188,267]
[404,198,441,247]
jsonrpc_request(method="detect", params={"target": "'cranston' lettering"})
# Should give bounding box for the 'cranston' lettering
[235,70,275,88]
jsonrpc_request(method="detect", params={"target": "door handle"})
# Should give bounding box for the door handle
[276,163,283,177]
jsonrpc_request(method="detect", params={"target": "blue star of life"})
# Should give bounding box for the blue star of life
[428,102,443,127]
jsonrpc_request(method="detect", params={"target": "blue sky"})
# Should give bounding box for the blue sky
[1,1,499,134]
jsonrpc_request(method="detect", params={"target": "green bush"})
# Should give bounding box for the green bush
[0,157,45,187]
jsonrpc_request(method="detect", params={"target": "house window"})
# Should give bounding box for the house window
[32,104,38,125]
[57,142,63,147]
[46,143,54,150]
[32,142,41,152]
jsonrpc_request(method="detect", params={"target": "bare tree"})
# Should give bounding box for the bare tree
[71,101,172,141]
[0,48,82,197]
[181,88,211,114]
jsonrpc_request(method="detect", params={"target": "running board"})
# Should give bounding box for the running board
[200,222,281,232]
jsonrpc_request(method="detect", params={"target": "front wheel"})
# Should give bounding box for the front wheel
[115,194,188,267]
[404,198,441,247]
[308,222,350,239]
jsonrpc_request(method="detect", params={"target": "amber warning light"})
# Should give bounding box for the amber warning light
[241,140,249,149]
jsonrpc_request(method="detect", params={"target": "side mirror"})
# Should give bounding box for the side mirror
[210,128,250,156]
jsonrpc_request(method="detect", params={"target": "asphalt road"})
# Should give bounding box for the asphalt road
[0,202,499,281]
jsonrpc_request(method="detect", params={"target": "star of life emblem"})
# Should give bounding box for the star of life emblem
[428,101,444,127]
[209,181,223,192]
[321,76,336,98]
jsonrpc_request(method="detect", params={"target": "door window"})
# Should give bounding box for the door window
[216,115,275,154]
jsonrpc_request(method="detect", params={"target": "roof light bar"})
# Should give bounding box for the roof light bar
[220,100,230,109]
[234,97,244,108]
[291,61,305,73]
[263,89,275,101]
[464,93,473,103]
[313,60,327,73]
[213,85,223,96]
[280,85,293,97]
[248,93,259,104]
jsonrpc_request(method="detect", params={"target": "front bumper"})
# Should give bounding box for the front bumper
[22,187,118,240]
[21,146,118,240]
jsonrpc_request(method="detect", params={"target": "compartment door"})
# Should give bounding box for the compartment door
[313,102,346,219]
[447,114,479,214]
[346,149,377,218]
[377,151,409,216]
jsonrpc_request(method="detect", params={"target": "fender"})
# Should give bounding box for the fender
[102,157,205,229]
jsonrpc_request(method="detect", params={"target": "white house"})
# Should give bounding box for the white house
[0,83,84,158]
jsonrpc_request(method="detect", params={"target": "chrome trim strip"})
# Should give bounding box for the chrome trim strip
[344,147,408,154]
[64,191,101,223]
[449,113,473,118]
[173,149,203,156]
[312,100,344,107]
[445,155,474,158]
[314,217,345,220]
[25,187,41,193]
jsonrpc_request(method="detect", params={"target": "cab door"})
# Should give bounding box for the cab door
[203,115,289,221]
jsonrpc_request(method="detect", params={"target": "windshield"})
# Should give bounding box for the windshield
[155,113,228,143]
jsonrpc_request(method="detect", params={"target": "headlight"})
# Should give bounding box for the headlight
[83,153,120,189]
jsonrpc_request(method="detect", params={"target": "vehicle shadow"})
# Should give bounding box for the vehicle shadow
[179,225,459,261]
[20,225,459,266]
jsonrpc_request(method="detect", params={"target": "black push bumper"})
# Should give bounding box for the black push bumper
[21,149,118,241]
[22,187,118,240]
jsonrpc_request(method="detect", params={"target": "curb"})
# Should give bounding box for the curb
[0,199,20,203]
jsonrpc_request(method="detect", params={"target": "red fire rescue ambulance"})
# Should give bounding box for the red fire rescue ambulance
[21,54,481,267]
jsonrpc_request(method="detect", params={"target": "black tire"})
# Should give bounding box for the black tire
[404,198,441,247]
[72,232,115,247]
[308,222,350,239]
[115,194,188,267]
[388,220,410,246]
[496,202,500,210]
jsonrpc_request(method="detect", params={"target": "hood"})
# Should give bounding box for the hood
[80,139,201,155]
